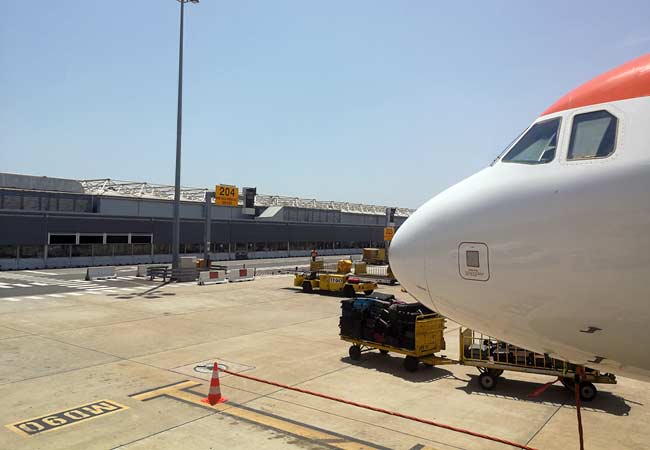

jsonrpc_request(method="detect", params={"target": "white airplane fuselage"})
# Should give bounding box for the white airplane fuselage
[390,57,650,381]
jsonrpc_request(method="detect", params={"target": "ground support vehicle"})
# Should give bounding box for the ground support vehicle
[459,328,617,401]
[294,272,377,296]
[353,262,398,285]
[362,248,388,265]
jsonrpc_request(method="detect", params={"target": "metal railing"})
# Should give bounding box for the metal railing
[79,178,415,216]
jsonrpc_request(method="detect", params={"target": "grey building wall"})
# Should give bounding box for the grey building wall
[0,173,83,193]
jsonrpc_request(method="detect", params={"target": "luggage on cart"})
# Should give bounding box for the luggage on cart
[339,295,436,352]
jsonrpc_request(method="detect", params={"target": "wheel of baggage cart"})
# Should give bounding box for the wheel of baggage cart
[477,367,503,377]
[364,290,374,295]
[403,356,419,372]
[349,345,362,361]
[560,378,597,401]
[302,281,313,293]
[579,382,597,401]
[478,371,497,390]
[379,349,389,355]
[343,285,355,297]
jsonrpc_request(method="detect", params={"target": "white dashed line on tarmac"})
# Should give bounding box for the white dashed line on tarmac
[1,297,21,302]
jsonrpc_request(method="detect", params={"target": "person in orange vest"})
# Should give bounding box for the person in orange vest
[310,249,318,262]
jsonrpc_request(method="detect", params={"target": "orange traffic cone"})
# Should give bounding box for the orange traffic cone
[202,361,228,405]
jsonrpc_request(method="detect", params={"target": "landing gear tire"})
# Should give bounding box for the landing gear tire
[343,285,355,297]
[349,345,361,361]
[488,369,504,377]
[379,349,389,355]
[403,356,419,372]
[479,372,497,390]
[364,290,374,296]
[302,282,313,293]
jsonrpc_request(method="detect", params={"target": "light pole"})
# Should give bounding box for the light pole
[172,0,199,275]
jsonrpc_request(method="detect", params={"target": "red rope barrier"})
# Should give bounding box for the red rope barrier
[221,368,538,450]
[575,368,585,450]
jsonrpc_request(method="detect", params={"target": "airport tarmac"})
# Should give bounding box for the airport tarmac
[0,273,647,450]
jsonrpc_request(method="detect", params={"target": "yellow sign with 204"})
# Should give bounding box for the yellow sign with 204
[384,227,395,241]
[215,185,239,207]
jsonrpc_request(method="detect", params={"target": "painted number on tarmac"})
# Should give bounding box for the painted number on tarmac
[6,400,128,437]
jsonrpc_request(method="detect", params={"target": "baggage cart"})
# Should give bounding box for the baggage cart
[459,327,617,401]
[341,312,454,372]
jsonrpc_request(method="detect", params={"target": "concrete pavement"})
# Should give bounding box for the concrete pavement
[0,275,646,450]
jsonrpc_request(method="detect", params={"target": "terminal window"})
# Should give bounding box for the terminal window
[131,235,152,244]
[79,235,103,244]
[106,235,128,244]
[49,234,76,244]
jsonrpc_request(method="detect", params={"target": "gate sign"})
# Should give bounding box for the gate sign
[383,227,395,241]
[215,185,239,207]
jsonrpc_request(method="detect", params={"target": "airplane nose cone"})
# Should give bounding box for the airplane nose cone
[390,208,433,307]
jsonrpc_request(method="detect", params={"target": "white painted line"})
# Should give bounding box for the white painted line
[1,297,21,302]
[101,290,119,294]
[0,285,12,289]
[22,270,60,275]
[119,288,134,291]
[29,282,49,286]
[25,296,45,300]
[46,294,65,298]
[67,292,84,296]
[11,284,32,288]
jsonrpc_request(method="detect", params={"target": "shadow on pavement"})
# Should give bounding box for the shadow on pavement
[340,352,458,383]
[457,373,633,416]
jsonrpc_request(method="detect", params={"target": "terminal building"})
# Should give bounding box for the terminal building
[0,173,412,270]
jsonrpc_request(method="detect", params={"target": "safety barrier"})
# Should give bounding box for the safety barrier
[85,266,117,281]
[147,266,170,281]
[228,267,255,282]
[197,270,228,285]
[136,265,148,277]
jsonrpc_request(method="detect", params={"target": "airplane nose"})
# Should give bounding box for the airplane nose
[390,208,433,308]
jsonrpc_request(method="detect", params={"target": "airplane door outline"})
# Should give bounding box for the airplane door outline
[458,242,490,281]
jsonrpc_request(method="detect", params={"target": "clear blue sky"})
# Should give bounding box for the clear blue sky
[1,1,649,208]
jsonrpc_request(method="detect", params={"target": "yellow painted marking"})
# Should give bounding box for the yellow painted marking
[131,381,382,450]
[129,381,201,401]
[222,406,378,450]
[6,400,128,438]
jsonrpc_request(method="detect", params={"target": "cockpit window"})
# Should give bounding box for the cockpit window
[568,110,617,160]
[502,117,561,164]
